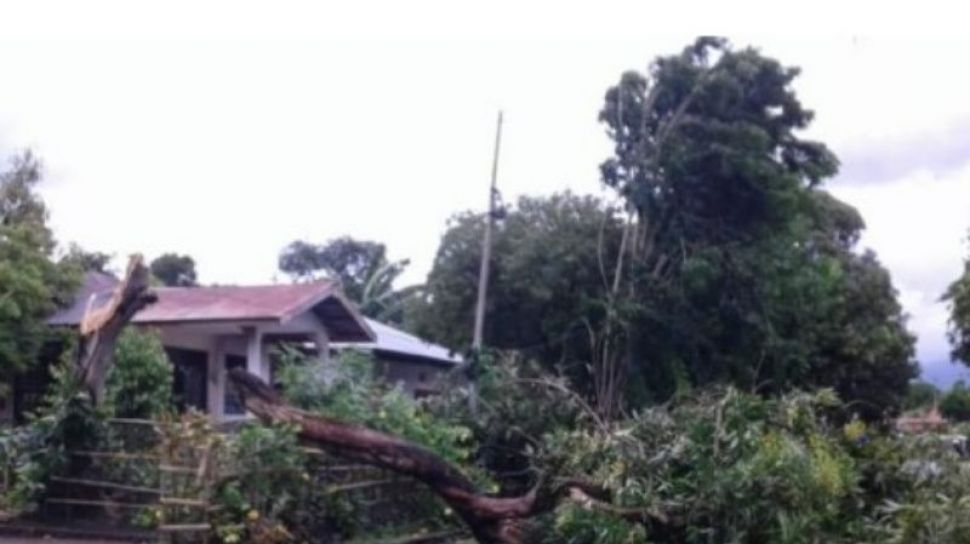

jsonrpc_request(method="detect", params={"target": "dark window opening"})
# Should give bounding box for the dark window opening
[167,347,208,413]
[14,364,52,424]
[224,354,247,415]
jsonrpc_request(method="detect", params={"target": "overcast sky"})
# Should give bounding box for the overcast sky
[1,1,969,384]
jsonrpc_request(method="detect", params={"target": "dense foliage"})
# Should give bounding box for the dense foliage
[453,362,970,543]
[409,192,622,387]
[412,38,916,419]
[0,151,78,381]
[104,328,173,419]
[214,423,309,544]
[149,252,198,287]
[939,381,970,422]
[0,326,175,514]
[905,381,941,412]
[61,242,112,274]
[0,353,105,514]
[276,349,477,469]
[596,37,915,417]
[944,234,970,365]
[206,349,474,542]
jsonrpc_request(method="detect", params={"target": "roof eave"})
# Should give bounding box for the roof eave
[279,285,375,343]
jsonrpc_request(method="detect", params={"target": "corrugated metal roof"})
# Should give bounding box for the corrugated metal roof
[48,273,373,342]
[334,318,461,366]
[138,282,338,323]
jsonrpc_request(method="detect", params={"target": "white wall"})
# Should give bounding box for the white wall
[148,316,331,421]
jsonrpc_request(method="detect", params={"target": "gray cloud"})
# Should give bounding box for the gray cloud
[834,117,970,186]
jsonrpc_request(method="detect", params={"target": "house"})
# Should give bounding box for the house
[3,272,459,423]
[895,406,947,434]
[334,318,462,397]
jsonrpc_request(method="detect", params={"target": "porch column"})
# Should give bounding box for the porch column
[311,325,337,386]
[243,326,264,379]
[314,329,330,364]
[208,337,225,420]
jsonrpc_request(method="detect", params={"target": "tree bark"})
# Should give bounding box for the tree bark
[74,255,157,403]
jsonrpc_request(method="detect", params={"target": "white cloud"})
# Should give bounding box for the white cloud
[830,162,970,376]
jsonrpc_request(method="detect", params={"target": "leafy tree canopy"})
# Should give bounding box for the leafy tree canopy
[105,328,173,419]
[904,380,941,412]
[599,36,838,257]
[0,151,77,378]
[279,236,417,323]
[595,37,915,416]
[940,380,970,422]
[61,242,112,274]
[150,252,198,287]
[944,234,970,365]
[408,192,622,385]
[415,38,916,419]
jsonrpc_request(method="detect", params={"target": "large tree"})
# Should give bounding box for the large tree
[149,252,198,287]
[944,234,970,365]
[61,242,112,273]
[415,38,915,419]
[681,191,917,417]
[0,151,77,378]
[409,192,622,384]
[279,236,417,323]
[590,37,915,417]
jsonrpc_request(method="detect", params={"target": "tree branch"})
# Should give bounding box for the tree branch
[228,369,540,542]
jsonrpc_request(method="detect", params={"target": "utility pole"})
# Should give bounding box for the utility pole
[472,110,503,350]
[467,111,503,414]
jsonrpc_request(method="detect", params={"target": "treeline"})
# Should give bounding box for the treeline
[1,37,959,423]
[269,39,926,421]
[408,38,918,420]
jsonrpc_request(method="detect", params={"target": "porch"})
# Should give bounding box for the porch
[154,316,330,420]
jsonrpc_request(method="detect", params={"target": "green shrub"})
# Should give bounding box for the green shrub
[534,388,864,543]
[0,328,170,516]
[856,430,970,542]
[105,328,173,419]
[940,381,970,421]
[546,506,648,544]
[213,423,307,543]
[275,348,477,469]
[0,351,105,514]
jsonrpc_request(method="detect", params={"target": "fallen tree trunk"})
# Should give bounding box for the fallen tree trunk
[226,369,683,543]
[227,369,535,543]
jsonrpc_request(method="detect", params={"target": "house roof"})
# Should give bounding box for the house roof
[333,318,461,366]
[48,272,374,342]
